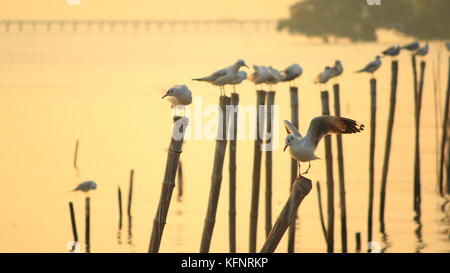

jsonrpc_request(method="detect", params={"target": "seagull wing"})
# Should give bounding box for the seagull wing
[305,116,364,148]
[284,120,302,137]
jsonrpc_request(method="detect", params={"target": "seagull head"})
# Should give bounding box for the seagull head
[236,59,249,68]
[283,134,295,152]
[161,87,177,99]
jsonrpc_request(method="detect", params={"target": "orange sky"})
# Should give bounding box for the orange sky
[0,0,297,20]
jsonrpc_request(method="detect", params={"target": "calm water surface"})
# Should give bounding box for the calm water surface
[0,26,449,252]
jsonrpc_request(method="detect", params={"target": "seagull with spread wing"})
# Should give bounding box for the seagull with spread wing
[283,116,364,177]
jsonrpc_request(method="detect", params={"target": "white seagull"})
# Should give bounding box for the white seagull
[382,45,401,57]
[314,66,333,87]
[355,56,382,76]
[161,84,192,116]
[249,65,270,90]
[414,43,429,56]
[283,117,364,177]
[330,60,344,79]
[193,59,248,96]
[73,181,97,193]
[229,71,247,93]
[282,64,303,87]
[266,66,283,89]
[445,42,450,52]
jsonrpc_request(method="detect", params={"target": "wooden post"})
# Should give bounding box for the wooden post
[249,90,266,253]
[439,57,450,196]
[200,96,231,253]
[265,91,275,238]
[85,197,90,253]
[316,181,327,244]
[414,61,426,210]
[118,186,123,230]
[333,83,347,253]
[368,78,377,248]
[321,90,334,253]
[127,169,134,217]
[177,161,183,201]
[148,116,189,253]
[68,202,78,251]
[355,232,361,253]
[288,87,299,253]
[379,60,399,230]
[229,93,239,253]
[260,176,312,253]
[73,140,79,170]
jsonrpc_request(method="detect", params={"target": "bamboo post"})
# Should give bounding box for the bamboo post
[368,78,377,247]
[199,96,231,253]
[85,197,90,253]
[118,186,123,230]
[229,93,239,253]
[288,86,299,253]
[439,57,450,196]
[260,176,312,253]
[73,139,79,170]
[148,116,189,253]
[355,232,361,253]
[333,83,347,253]
[265,91,275,238]
[249,90,266,253]
[68,202,78,251]
[127,169,134,217]
[177,161,183,201]
[414,61,426,210]
[316,181,327,244]
[379,60,399,230]
[321,90,334,253]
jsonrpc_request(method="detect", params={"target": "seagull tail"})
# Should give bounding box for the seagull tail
[354,69,364,73]
[192,78,204,81]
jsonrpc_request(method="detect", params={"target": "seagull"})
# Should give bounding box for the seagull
[446,42,450,52]
[314,66,333,88]
[281,64,303,87]
[249,65,270,90]
[161,84,192,116]
[229,71,247,93]
[73,181,97,193]
[355,56,382,77]
[266,66,283,90]
[382,45,401,57]
[193,59,248,96]
[402,41,420,52]
[330,60,344,80]
[283,117,364,177]
[414,43,429,56]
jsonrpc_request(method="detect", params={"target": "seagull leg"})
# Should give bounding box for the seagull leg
[296,161,302,179]
[302,161,311,175]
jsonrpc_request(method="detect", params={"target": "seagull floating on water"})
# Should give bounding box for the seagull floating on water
[73,181,97,193]
[281,64,303,87]
[283,116,364,177]
[402,41,420,52]
[382,45,401,57]
[161,84,192,116]
[414,43,429,56]
[193,59,248,96]
[355,56,382,77]
[229,71,247,93]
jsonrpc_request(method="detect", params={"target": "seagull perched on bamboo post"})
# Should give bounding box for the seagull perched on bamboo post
[330,60,344,82]
[192,59,248,96]
[314,66,333,89]
[281,63,303,87]
[414,43,429,57]
[402,41,420,52]
[382,45,401,58]
[283,117,364,177]
[445,42,450,52]
[355,56,382,78]
[73,181,97,193]
[266,66,283,90]
[229,71,247,94]
[161,84,192,116]
[249,65,270,90]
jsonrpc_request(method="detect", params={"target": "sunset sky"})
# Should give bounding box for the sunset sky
[0,0,297,20]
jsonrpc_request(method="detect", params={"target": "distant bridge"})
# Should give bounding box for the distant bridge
[0,19,278,32]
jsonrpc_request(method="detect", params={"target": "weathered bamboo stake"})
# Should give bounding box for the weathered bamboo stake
[265,91,275,238]
[316,181,327,244]
[260,176,312,253]
[355,232,361,253]
[177,161,183,201]
[149,116,189,253]
[200,96,231,253]
[412,55,418,103]
[439,57,450,196]
[249,90,266,253]
[229,92,239,253]
[68,202,78,248]
[414,61,426,210]
[379,60,398,230]
[73,139,79,170]
[333,83,347,253]
[118,186,123,230]
[127,169,134,217]
[321,90,334,253]
[85,197,90,253]
[288,86,299,253]
[367,78,377,248]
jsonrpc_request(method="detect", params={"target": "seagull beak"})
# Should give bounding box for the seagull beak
[283,145,288,152]
[161,93,168,99]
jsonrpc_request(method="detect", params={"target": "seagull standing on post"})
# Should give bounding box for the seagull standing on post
[229,71,247,94]
[402,41,420,52]
[355,56,382,77]
[314,66,333,89]
[266,66,283,90]
[249,65,270,90]
[161,84,192,116]
[382,45,401,57]
[414,43,429,57]
[330,60,344,81]
[281,63,303,87]
[73,181,97,193]
[283,117,364,177]
[192,59,248,96]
